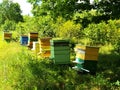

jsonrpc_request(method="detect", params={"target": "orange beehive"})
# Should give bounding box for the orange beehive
[4,32,12,39]
[3,32,12,41]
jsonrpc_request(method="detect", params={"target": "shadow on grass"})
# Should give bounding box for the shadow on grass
[23,58,78,90]
[97,53,120,82]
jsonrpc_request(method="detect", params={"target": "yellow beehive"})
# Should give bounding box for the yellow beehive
[40,51,51,58]
[75,45,99,61]
[39,37,52,57]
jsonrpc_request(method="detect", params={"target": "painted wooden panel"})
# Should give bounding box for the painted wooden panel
[3,32,12,40]
[39,37,51,58]
[40,50,51,58]
[75,44,99,61]
[50,39,70,64]
[76,53,99,60]
[20,35,28,45]
[53,54,70,64]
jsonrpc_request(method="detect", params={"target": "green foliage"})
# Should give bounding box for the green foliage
[83,22,107,45]
[79,38,92,45]
[99,44,114,55]
[96,0,120,19]
[27,0,93,20]
[73,10,103,27]
[56,20,81,40]
[1,20,16,31]
[15,16,40,35]
[15,15,56,37]
[12,31,20,41]
[36,15,56,37]
[0,0,23,25]
[83,19,120,46]
[73,10,92,27]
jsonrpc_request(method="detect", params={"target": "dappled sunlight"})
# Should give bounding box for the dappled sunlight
[99,44,115,54]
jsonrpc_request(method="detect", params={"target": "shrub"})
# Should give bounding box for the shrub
[83,19,120,47]
[56,20,82,40]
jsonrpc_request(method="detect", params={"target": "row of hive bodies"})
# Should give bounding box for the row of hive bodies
[21,32,100,73]
[21,33,71,64]
[26,32,51,58]
[30,38,71,64]
[2,32,100,74]
[21,33,71,62]
[30,38,100,74]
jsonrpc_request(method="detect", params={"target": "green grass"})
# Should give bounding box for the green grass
[0,34,120,90]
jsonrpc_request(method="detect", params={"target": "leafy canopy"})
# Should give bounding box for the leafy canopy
[0,0,23,25]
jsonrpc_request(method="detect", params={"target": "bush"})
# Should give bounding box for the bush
[83,19,120,47]
[56,20,82,40]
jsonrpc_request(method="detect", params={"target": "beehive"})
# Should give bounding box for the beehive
[3,32,12,42]
[20,35,28,45]
[28,32,38,49]
[39,37,51,57]
[73,44,99,74]
[75,45,99,61]
[50,39,70,64]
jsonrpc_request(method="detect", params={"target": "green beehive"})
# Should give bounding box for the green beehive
[50,39,70,64]
[73,44,99,74]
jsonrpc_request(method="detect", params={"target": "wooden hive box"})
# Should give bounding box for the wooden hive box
[3,32,12,40]
[28,32,38,49]
[28,32,38,42]
[50,39,70,64]
[39,37,52,57]
[75,44,99,61]
[20,35,28,45]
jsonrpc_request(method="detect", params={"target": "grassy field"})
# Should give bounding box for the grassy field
[0,32,120,90]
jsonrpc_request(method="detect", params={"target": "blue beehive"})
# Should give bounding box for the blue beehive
[20,35,28,45]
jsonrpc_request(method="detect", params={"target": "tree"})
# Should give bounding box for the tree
[1,20,16,31]
[27,0,93,20]
[95,0,120,19]
[0,0,23,25]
